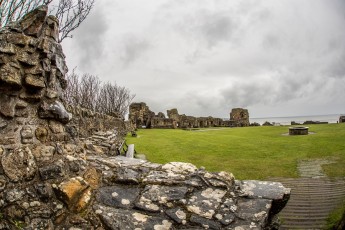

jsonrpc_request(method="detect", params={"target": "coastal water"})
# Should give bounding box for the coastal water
[250,114,342,126]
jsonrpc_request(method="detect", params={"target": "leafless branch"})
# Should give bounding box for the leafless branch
[0,0,94,42]
[63,71,135,118]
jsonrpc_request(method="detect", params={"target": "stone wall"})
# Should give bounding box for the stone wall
[129,102,155,128]
[230,108,250,127]
[0,5,71,147]
[0,8,290,229]
[130,103,231,129]
[65,104,125,138]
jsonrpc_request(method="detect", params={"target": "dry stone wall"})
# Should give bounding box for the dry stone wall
[0,7,290,230]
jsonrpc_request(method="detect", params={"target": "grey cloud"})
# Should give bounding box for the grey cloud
[119,35,151,66]
[64,6,109,70]
[62,0,345,118]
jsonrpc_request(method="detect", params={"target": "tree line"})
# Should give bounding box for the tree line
[63,71,135,118]
[0,0,94,42]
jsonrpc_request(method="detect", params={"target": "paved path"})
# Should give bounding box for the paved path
[270,159,345,229]
[273,177,345,229]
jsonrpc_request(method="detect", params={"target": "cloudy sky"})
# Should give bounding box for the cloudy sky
[62,0,345,118]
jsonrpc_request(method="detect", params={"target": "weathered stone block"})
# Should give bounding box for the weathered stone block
[39,161,65,180]
[54,177,91,211]
[0,94,17,118]
[94,205,173,230]
[0,64,22,89]
[83,167,100,189]
[20,5,47,37]
[0,42,16,54]
[38,101,72,124]
[1,147,37,182]
[136,185,189,212]
[21,125,34,144]
[45,16,59,41]
[190,214,222,229]
[24,74,45,89]
[17,51,39,66]
[32,145,55,163]
[19,90,43,102]
[35,183,53,202]
[35,126,49,142]
[6,33,30,46]
[97,186,140,209]
[187,188,227,219]
[48,120,65,133]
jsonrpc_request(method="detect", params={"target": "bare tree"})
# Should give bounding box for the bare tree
[79,73,100,110]
[51,0,94,42]
[63,71,135,118]
[0,0,53,26]
[63,69,80,106]
[98,82,135,117]
[0,0,94,42]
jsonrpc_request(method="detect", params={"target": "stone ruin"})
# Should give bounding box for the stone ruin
[129,103,233,129]
[230,108,250,127]
[0,7,290,229]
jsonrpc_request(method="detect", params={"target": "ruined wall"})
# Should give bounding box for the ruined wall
[65,104,125,138]
[130,103,231,129]
[0,6,71,147]
[230,108,250,127]
[128,102,155,128]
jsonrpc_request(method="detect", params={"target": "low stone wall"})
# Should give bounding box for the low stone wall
[65,104,125,138]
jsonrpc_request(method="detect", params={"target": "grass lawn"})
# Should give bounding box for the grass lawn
[126,123,345,180]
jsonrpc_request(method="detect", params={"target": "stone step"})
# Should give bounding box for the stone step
[272,177,345,229]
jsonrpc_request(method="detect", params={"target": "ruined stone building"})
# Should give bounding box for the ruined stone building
[129,103,251,129]
[230,108,250,127]
[128,102,155,128]
[129,104,232,129]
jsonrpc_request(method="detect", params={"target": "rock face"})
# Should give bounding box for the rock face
[230,108,250,127]
[0,7,290,230]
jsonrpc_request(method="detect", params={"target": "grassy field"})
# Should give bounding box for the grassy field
[126,123,345,180]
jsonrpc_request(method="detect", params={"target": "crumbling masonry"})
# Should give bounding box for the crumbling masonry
[129,103,250,129]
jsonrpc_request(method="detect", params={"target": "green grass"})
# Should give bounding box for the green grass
[126,123,345,180]
[325,199,345,230]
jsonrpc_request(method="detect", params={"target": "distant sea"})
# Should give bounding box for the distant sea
[249,114,343,126]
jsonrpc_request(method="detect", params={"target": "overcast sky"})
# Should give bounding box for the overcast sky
[62,0,345,118]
